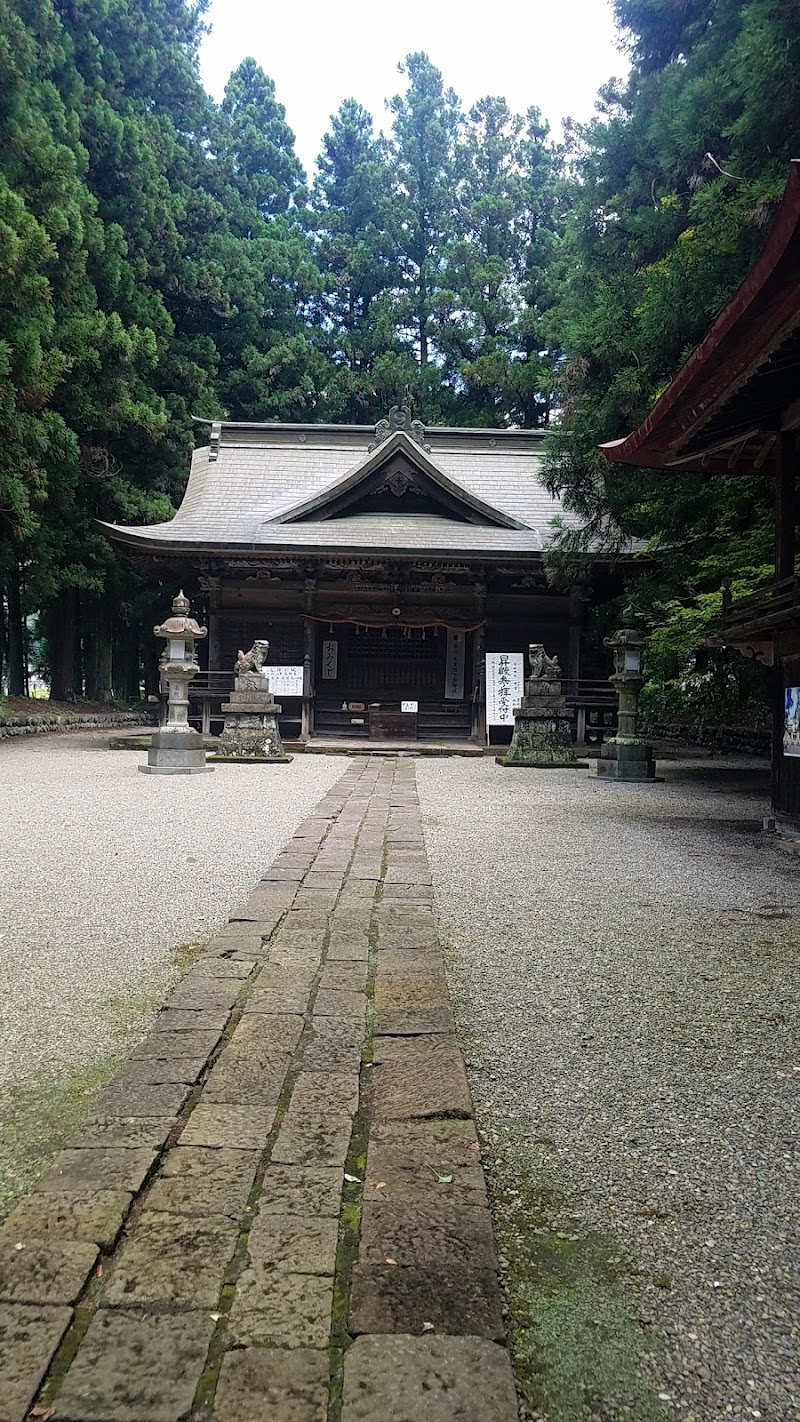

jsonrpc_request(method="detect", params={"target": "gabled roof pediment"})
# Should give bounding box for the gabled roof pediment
[270,430,528,530]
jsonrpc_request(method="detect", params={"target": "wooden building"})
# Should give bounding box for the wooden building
[602,161,800,835]
[105,411,619,744]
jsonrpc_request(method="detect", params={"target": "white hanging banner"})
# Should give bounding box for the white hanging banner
[486,652,524,725]
[321,640,338,680]
[444,629,466,700]
[265,665,304,697]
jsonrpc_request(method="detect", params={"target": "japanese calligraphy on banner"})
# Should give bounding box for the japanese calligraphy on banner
[486,652,524,725]
[321,640,338,680]
[444,629,465,700]
[784,686,800,756]
[266,665,304,697]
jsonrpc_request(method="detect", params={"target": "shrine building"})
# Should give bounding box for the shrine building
[104,411,622,744]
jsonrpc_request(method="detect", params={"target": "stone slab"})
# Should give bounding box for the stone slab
[102,1056,209,1086]
[152,1009,230,1033]
[271,1114,352,1168]
[202,1053,288,1108]
[371,1034,460,1062]
[313,990,366,1021]
[165,978,243,1012]
[144,1147,258,1217]
[68,1116,177,1150]
[0,1191,132,1251]
[358,1201,496,1271]
[245,969,315,1016]
[229,1013,305,1057]
[373,1007,455,1037]
[348,1262,505,1339]
[188,958,256,980]
[371,1047,472,1121]
[340,1335,517,1420]
[0,1239,98,1305]
[326,932,369,961]
[318,962,368,993]
[228,1271,333,1348]
[375,950,445,979]
[132,1029,222,1060]
[38,1148,156,1195]
[292,888,340,911]
[289,1073,359,1119]
[92,1081,191,1119]
[55,1309,216,1422]
[246,1213,338,1274]
[374,977,450,1012]
[213,1347,328,1422]
[375,926,439,952]
[365,1119,485,1206]
[104,1210,238,1308]
[0,1303,72,1422]
[179,1103,276,1150]
[258,1166,343,1218]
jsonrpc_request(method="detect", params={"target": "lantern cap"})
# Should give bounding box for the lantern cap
[153,589,208,640]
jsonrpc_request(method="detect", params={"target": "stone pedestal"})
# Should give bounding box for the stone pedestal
[595,675,656,782]
[214,673,292,762]
[596,736,657,781]
[140,726,210,776]
[497,649,582,768]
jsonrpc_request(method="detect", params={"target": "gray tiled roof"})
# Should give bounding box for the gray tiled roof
[104,422,579,557]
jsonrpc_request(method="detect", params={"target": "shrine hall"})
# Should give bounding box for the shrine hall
[104,411,624,744]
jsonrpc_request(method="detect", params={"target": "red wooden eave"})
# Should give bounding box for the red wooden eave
[601,161,800,476]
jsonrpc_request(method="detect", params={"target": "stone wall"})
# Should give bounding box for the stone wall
[0,711,150,740]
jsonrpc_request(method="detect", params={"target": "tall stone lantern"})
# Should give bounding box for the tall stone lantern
[596,607,656,782]
[139,590,213,775]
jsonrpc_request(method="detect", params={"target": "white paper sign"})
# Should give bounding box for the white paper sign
[486,652,524,725]
[401,700,418,713]
[321,640,338,680]
[266,665,304,697]
[784,686,800,756]
[444,629,465,700]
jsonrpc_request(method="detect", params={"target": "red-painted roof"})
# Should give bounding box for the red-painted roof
[601,161,800,475]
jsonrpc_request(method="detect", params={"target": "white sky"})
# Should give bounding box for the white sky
[199,0,629,179]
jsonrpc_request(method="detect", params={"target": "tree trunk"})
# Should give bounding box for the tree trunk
[6,560,26,696]
[51,588,78,701]
[95,599,113,703]
[83,596,99,702]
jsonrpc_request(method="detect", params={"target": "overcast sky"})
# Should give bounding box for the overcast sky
[199,0,630,179]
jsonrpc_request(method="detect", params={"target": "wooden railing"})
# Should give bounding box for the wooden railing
[721,574,800,638]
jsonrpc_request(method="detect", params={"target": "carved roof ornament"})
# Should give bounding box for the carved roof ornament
[153,589,207,640]
[368,406,431,453]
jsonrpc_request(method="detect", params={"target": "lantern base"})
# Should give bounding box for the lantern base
[138,726,213,775]
[596,737,657,781]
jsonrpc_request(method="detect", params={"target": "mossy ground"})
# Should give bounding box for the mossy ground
[0,1055,125,1220]
[485,1135,664,1422]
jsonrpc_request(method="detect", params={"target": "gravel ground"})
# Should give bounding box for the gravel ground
[417,758,799,1422]
[0,734,343,1205]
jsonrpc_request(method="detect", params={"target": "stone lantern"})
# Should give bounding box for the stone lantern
[139,590,213,775]
[596,607,656,781]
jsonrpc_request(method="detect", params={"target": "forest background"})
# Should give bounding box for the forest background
[1,0,797,726]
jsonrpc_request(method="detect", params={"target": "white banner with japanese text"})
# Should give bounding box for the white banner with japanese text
[265,665,304,697]
[486,652,524,725]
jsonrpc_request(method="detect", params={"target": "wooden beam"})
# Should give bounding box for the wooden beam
[775,431,797,582]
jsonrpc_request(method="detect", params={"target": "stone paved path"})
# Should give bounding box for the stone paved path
[0,758,517,1422]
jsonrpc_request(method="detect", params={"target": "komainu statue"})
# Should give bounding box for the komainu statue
[528,643,561,680]
[234,640,269,675]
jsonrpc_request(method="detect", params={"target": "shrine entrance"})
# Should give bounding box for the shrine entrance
[313,622,473,741]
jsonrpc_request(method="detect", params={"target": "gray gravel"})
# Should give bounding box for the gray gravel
[417,757,799,1422]
[0,735,343,1163]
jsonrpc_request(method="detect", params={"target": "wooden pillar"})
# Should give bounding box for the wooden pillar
[567,583,588,690]
[202,578,223,671]
[302,576,317,741]
[471,576,487,742]
[775,432,797,583]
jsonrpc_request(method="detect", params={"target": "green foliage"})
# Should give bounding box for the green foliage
[543,0,800,723]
